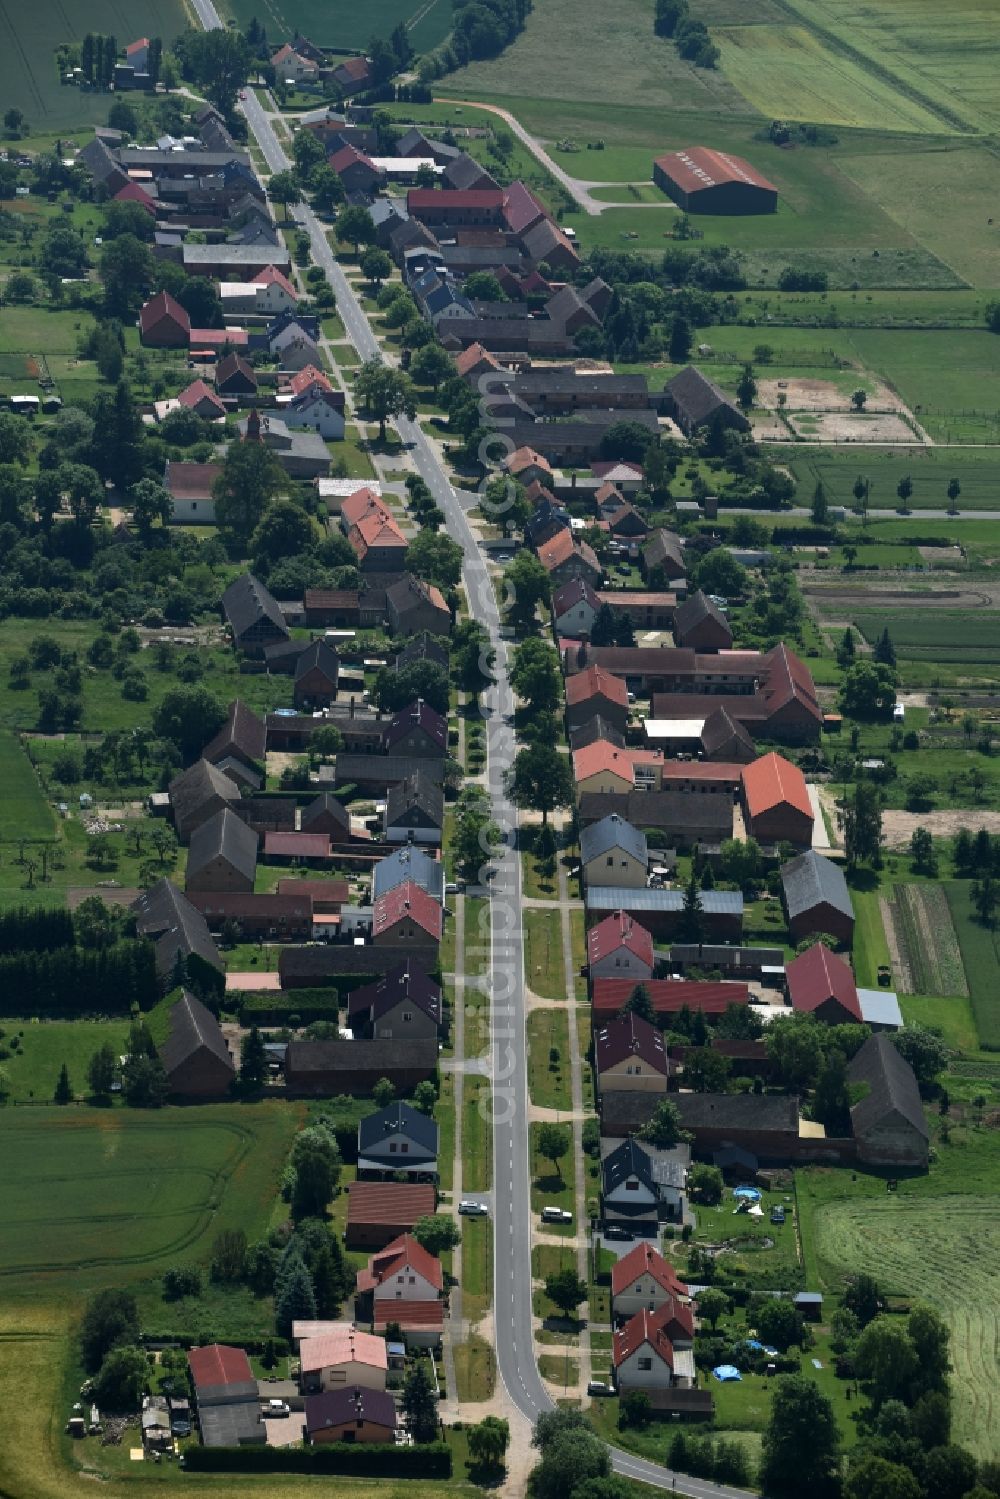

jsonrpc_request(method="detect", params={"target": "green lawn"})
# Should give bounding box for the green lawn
[529,1122,575,1215]
[850,886,891,988]
[0,1018,130,1103]
[945,880,1000,1049]
[0,732,55,841]
[524,907,567,1000]
[527,1008,572,1111]
[462,1073,492,1194]
[461,1215,492,1323]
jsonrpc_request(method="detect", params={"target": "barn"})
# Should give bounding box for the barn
[653,148,778,215]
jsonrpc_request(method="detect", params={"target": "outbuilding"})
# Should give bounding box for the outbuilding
[653,147,778,214]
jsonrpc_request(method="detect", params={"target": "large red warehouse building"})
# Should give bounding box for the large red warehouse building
[653,147,778,214]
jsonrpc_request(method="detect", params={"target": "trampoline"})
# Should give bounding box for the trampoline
[712,1365,742,1382]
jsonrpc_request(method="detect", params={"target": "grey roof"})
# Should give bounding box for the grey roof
[358,1101,438,1157]
[372,846,445,903]
[295,637,340,684]
[334,753,444,788]
[347,959,442,1024]
[280,944,440,983]
[159,989,234,1080]
[570,716,626,752]
[675,1091,798,1133]
[385,770,445,830]
[781,850,854,924]
[183,241,290,268]
[203,700,266,769]
[131,879,223,978]
[301,793,351,835]
[222,573,289,643]
[80,136,124,183]
[384,699,448,753]
[513,370,649,399]
[578,790,734,835]
[198,1400,263,1447]
[701,706,755,761]
[305,1386,396,1437]
[673,589,731,644]
[642,529,685,572]
[395,633,449,671]
[580,814,648,867]
[857,988,903,1029]
[444,153,498,191]
[187,808,258,885]
[586,887,744,916]
[386,574,450,622]
[169,758,240,832]
[117,147,251,170]
[665,366,748,429]
[847,1034,928,1140]
[285,1037,439,1076]
[602,1137,655,1194]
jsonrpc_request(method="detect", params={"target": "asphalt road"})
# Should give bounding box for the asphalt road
[184,18,747,1490]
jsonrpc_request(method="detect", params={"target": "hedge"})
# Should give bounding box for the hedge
[235,991,342,1025]
[183,1443,451,1477]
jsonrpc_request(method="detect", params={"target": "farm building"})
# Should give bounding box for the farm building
[785,942,861,1024]
[652,148,778,214]
[741,752,813,846]
[345,1181,437,1249]
[284,1038,438,1096]
[184,808,258,895]
[159,989,235,1098]
[663,367,750,439]
[781,850,855,944]
[847,1034,929,1168]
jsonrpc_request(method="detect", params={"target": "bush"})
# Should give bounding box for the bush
[182,1443,452,1477]
[163,1267,203,1301]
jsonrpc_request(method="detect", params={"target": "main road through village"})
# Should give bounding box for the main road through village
[187,11,747,1491]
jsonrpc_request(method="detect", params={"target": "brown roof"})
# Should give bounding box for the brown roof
[164,461,222,501]
[346,1181,435,1228]
[594,1011,669,1077]
[654,146,777,196]
[741,752,812,822]
[592,978,750,1015]
[611,1241,687,1298]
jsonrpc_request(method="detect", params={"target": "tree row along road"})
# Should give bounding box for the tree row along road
[186,10,745,1490]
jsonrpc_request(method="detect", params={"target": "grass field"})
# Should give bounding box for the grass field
[527,1008,572,1111]
[0,1019,131,1103]
[945,880,1000,1050]
[0,0,186,130]
[462,1073,492,1193]
[218,0,452,55]
[0,1103,298,1294]
[0,732,54,842]
[786,449,1000,512]
[523,907,566,1000]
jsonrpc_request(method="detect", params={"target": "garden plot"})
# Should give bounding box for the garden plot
[882,883,968,997]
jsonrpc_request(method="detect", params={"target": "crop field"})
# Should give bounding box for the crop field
[883,883,968,997]
[0,1104,299,1295]
[852,612,1000,665]
[0,0,187,130]
[0,732,54,843]
[713,23,952,134]
[786,451,1000,513]
[945,881,1000,1050]
[219,0,454,55]
[803,1181,1000,1457]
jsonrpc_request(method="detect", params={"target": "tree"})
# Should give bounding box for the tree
[274,1255,317,1337]
[407,529,463,588]
[402,1357,438,1442]
[130,478,172,537]
[766,1013,824,1091]
[599,420,656,463]
[844,1454,923,1499]
[251,497,316,572]
[851,388,868,411]
[687,1163,723,1206]
[545,1267,588,1317]
[947,477,961,512]
[637,1097,685,1149]
[292,127,326,179]
[896,475,913,511]
[757,1297,803,1352]
[973,874,998,927]
[683,1046,730,1093]
[456,797,500,877]
[837,626,856,667]
[907,1302,950,1397]
[412,1079,438,1115]
[679,872,703,943]
[843,779,884,869]
[337,204,377,254]
[152,687,226,761]
[533,1428,611,1499]
[88,1042,117,1099]
[310,163,345,213]
[360,246,392,287]
[668,312,693,364]
[623,983,654,1023]
[508,742,574,825]
[99,234,153,318]
[452,619,494,697]
[890,1025,947,1094]
[122,1055,169,1107]
[372,659,449,716]
[839,660,896,720]
[504,549,551,630]
[463,270,506,301]
[291,1148,335,1219]
[239,1026,267,1091]
[812,1046,851,1132]
[696,1286,729,1330]
[54,1062,73,1105]
[467,1415,510,1471]
[0,412,32,468]
[510,637,561,714]
[409,342,453,394]
[811,480,828,525]
[177,27,252,112]
[719,836,762,892]
[354,358,416,441]
[693,547,748,598]
[4,107,25,136]
[855,1316,918,1408]
[213,438,286,545]
[736,363,757,410]
[412,1214,461,1256]
[536,1121,570,1179]
[93,1345,148,1411]
[620,1390,652,1429]
[80,1288,140,1372]
[842,1271,882,1327]
[759,1375,841,1499]
[372,1076,395,1108]
[210,1227,247,1283]
[873,627,897,668]
[4,271,37,305]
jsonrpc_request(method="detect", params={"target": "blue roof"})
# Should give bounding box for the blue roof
[372,846,445,903]
[712,1365,741,1382]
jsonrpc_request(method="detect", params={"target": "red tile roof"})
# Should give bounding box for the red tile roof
[276,878,350,904]
[537,527,577,571]
[592,978,750,1016]
[407,188,504,211]
[330,143,377,175]
[263,832,332,859]
[177,379,225,415]
[126,37,149,54]
[335,55,371,82]
[574,741,634,787]
[341,486,392,530]
[455,342,499,376]
[346,1180,436,1228]
[190,327,249,349]
[654,147,777,196]
[587,910,654,969]
[373,1300,445,1331]
[594,1011,669,1077]
[508,445,552,477]
[356,1232,444,1295]
[565,665,628,710]
[114,180,156,211]
[140,290,189,338]
[252,263,298,300]
[188,1343,253,1390]
[373,880,442,942]
[613,1304,680,1370]
[349,511,407,556]
[611,1240,688,1298]
[741,751,812,822]
[288,364,333,396]
[785,942,861,1021]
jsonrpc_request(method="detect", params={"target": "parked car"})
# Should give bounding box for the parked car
[603,1223,633,1241]
[266,1399,290,1417]
[587,1381,612,1397]
[770,1206,786,1225]
[459,1199,488,1216]
[542,1207,573,1224]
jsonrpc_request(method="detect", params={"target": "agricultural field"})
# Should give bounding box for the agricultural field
[786,449,1000,512]
[853,611,1000,665]
[881,882,968,997]
[0,732,54,843]
[0,0,186,131]
[945,880,1000,1050]
[217,0,452,55]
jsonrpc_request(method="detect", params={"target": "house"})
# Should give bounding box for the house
[781,850,854,944]
[215,351,258,398]
[741,753,813,846]
[168,759,241,843]
[222,573,290,657]
[537,527,602,588]
[574,742,635,797]
[305,1386,397,1445]
[602,1137,685,1232]
[203,700,266,789]
[847,1034,929,1168]
[371,847,444,905]
[372,881,443,945]
[285,1039,439,1097]
[283,388,345,442]
[239,411,331,480]
[580,814,648,889]
[587,910,655,981]
[177,379,226,420]
[139,291,190,347]
[507,446,553,486]
[357,1102,439,1179]
[159,989,235,1098]
[344,1181,437,1249]
[526,497,571,550]
[332,55,373,95]
[785,942,862,1025]
[346,959,443,1040]
[329,143,382,196]
[553,578,601,638]
[279,944,440,988]
[570,716,626,754]
[294,639,341,708]
[564,665,629,733]
[383,774,444,847]
[384,700,448,760]
[163,460,223,524]
[672,590,732,652]
[349,511,409,573]
[252,262,299,312]
[386,576,451,637]
[125,36,150,70]
[131,878,223,989]
[664,367,750,438]
[578,789,733,850]
[585,886,744,942]
[611,1241,688,1321]
[641,529,686,584]
[299,1327,387,1394]
[700,706,755,764]
[595,1011,670,1094]
[271,42,319,84]
[188,1345,264,1448]
[301,793,352,841]
[185,808,258,895]
[613,1302,695,1392]
[340,486,392,534]
[188,890,313,942]
[592,977,750,1020]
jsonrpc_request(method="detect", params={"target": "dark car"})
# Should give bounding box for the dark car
[770,1205,786,1225]
[603,1224,633,1241]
